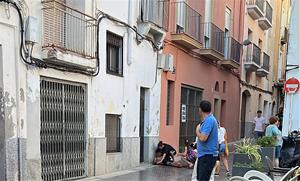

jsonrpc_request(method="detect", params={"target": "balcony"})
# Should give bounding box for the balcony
[42,0,96,58]
[244,43,261,72]
[258,1,272,30]
[221,37,242,69]
[170,1,203,49]
[247,0,264,20]
[140,0,169,31]
[42,0,97,70]
[256,52,270,77]
[199,22,224,61]
[138,0,169,48]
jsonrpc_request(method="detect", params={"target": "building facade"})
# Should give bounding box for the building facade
[283,0,299,136]
[0,0,167,180]
[240,0,290,138]
[160,0,245,151]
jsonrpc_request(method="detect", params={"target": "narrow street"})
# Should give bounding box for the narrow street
[0,0,297,180]
[80,156,234,181]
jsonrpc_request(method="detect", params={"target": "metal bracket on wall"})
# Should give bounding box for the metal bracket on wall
[286,64,299,72]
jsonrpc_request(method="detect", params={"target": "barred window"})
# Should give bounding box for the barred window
[105,114,121,152]
[106,31,123,76]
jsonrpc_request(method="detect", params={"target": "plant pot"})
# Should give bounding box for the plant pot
[259,147,275,171]
[233,153,252,165]
[232,165,252,176]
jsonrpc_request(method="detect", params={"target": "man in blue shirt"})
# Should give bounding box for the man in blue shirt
[195,100,218,181]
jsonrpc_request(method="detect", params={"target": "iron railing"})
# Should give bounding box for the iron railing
[42,0,97,59]
[224,37,242,63]
[262,52,270,71]
[203,22,224,55]
[248,0,264,13]
[141,0,169,31]
[265,1,272,23]
[171,1,203,43]
[246,43,261,66]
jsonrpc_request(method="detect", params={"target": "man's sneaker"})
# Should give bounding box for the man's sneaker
[226,171,231,177]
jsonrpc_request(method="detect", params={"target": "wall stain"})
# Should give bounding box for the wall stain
[146,126,152,135]
[0,88,16,138]
[133,126,136,133]
[20,88,25,102]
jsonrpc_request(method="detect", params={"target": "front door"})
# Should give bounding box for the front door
[40,79,86,180]
[139,88,146,162]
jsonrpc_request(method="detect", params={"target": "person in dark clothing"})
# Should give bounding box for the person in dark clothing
[276,107,283,131]
[154,141,177,165]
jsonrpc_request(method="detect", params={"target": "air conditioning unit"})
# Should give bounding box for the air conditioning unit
[137,22,166,49]
[157,54,166,69]
[157,53,174,72]
[164,54,174,72]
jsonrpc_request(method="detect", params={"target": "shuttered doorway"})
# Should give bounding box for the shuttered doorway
[40,79,86,181]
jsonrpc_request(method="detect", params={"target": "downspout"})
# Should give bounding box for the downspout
[127,0,133,65]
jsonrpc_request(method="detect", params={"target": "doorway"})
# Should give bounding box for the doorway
[139,88,146,162]
[241,90,250,138]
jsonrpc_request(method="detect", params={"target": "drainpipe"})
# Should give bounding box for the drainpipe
[127,0,133,65]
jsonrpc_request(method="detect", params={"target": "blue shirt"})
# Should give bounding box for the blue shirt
[265,124,283,146]
[197,114,218,157]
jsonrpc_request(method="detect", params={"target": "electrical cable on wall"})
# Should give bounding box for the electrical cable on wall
[0,0,162,76]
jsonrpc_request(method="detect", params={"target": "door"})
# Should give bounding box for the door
[241,92,247,138]
[179,86,202,152]
[139,88,145,162]
[40,79,86,180]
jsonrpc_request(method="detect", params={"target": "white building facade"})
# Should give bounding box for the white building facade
[283,0,300,136]
[0,0,168,180]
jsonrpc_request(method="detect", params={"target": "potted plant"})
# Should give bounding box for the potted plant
[256,136,276,170]
[232,138,263,176]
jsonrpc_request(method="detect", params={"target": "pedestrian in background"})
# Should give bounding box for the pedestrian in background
[276,107,284,131]
[214,121,230,177]
[253,110,267,138]
[195,100,218,181]
[265,116,283,167]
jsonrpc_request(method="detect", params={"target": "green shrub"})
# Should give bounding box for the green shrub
[234,138,261,162]
[256,136,276,147]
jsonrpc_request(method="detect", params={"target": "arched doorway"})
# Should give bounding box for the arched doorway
[241,90,251,138]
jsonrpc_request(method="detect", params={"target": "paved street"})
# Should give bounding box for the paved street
[80,155,233,181]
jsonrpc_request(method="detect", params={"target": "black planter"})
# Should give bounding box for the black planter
[233,153,252,164]
[259,147,275,171]
[232,166,252,176]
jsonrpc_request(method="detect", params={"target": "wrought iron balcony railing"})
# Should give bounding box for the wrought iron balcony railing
[224,37,242,63]
[171,1,203,43]
[262,52,270,71]
[246,43,261,66]
[248,0,264,13]
[42,0,97,59]
[265,1,272,23]
[141,0,169,31]
[203,22,224,55]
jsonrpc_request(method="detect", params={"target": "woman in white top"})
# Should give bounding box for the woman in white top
[215,121,230,177]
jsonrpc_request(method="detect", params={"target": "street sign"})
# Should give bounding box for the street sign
[284,77,300,94]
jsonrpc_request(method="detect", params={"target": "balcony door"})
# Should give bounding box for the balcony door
[224,7,231,58]
[176,0,187,33]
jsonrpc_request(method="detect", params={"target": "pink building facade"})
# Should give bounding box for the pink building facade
[160,0,245,151]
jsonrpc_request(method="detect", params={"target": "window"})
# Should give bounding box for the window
[105,114,121,152]
[166,81,175,125]
[214,81,219,92]
[225,7,231,33]
[223,81,226,93]
[107,31,123,76]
